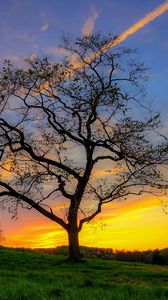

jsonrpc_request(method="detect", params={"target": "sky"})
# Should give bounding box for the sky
[0,0,168,250]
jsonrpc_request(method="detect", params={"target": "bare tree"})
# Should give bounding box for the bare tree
[0,33,167,261]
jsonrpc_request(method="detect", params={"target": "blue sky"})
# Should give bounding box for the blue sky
[0,0,168,117]
[0,0,167,57]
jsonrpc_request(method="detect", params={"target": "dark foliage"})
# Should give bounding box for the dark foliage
[0,224,4,243]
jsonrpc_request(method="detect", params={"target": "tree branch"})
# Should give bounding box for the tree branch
[79,202,102,231]
[0,181,68,231]
[0,118,81,180]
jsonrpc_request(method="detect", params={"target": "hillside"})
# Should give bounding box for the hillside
[0,248,168,299]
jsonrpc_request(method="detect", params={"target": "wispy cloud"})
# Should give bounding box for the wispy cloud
[81,6,99,37]
[0,55,26,68]
[84,1,168,63]
[111,1,168,46]
[5,222,66,248]
[25,53,37,62]
[47,47,70,57]
[92,165,125,178]
[47,47,79,66]
[40,23,49,32]
[38,3,168,82]
[17,32,30,41]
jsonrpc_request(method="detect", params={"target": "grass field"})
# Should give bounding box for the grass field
[0,248,168,300]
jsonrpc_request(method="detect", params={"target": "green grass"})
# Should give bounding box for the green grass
[0,248,168,299]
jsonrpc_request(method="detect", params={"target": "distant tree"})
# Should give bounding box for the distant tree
[152,249,164,265]
[0,224,4,244]
[0,33,167,261]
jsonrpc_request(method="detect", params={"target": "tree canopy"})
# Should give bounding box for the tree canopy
[0,33,167,260]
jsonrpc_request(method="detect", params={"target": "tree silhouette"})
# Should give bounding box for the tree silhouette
[0,33,167,260]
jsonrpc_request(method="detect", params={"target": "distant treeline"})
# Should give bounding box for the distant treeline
[102,248,168,265]
[92,247,168,265]
[40,246,168,265]
[1,245,168,265]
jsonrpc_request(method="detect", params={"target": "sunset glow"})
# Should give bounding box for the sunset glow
[2,195,168,250]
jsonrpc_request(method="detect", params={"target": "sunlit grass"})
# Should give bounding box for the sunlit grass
[0,248,168,299]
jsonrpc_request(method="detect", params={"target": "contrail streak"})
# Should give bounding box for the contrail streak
[36,2,168,90]
[75,1,168,67]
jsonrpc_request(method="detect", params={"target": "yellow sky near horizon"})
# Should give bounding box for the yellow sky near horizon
[2,194,168,250]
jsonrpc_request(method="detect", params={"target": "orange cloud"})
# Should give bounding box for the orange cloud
[3,222,66,248]
[100,195,161,219]
[92,164,125,178]
[0,158,14,180]
[25,53,37,62]
[80,195,168,250]
[2,195,168,250]
[81,6,99,37]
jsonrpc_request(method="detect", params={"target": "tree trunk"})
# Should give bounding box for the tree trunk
[68,227,81,261]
